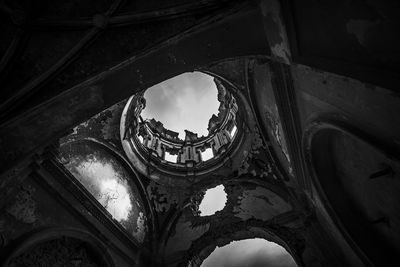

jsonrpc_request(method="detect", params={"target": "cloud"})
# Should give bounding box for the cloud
[68,155,132,222]
[141,72,220,138]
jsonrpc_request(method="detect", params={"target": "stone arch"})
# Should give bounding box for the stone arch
[181,224,302,267]
[159,177,296,266]
[245,57,294,181]
[303,118,400,266]
[2,228,115,267]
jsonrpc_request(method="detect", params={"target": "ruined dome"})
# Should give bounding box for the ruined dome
[120,72,254,185]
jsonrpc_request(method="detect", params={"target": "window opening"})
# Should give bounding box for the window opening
[165,151,177,163]
[199,185,227,216]
[230,125,237,138]
[201,147,214,162]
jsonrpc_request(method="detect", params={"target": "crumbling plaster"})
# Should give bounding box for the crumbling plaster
[162,178,297,266]
[234,186,291,221]
[259,0,291,64]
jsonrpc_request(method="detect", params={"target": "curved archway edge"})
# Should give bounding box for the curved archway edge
[179,223,303,267]
[302,116,400,266]
[2,227,115,267]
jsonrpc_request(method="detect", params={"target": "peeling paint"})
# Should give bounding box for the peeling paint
[166,221,210,255]
[266,109,291,165]
[133,211,146,243]
[233,187,291,221]
[62,100,126,149]
[260,0,291,63]
[271,43,290,64]
[238,128,276,179]
[147,180,179,212]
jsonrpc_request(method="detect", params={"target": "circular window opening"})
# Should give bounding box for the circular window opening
[200,238,297,267]
[198,185,227,216]
[121,71,241,178]
[141,72,220,139]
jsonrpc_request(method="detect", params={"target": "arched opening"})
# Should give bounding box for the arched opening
[308,125,400,265]
[200,238,297,267]
[58,141,147,243]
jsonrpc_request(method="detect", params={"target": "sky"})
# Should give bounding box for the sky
[141,72,220,138]
[199,185,227,216]
[69,156,132,221]
[201,238,298,267]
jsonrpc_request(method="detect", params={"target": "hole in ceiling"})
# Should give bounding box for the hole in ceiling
[199,185,227,216]
[140,72,220,139]
[200,238,297,267]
